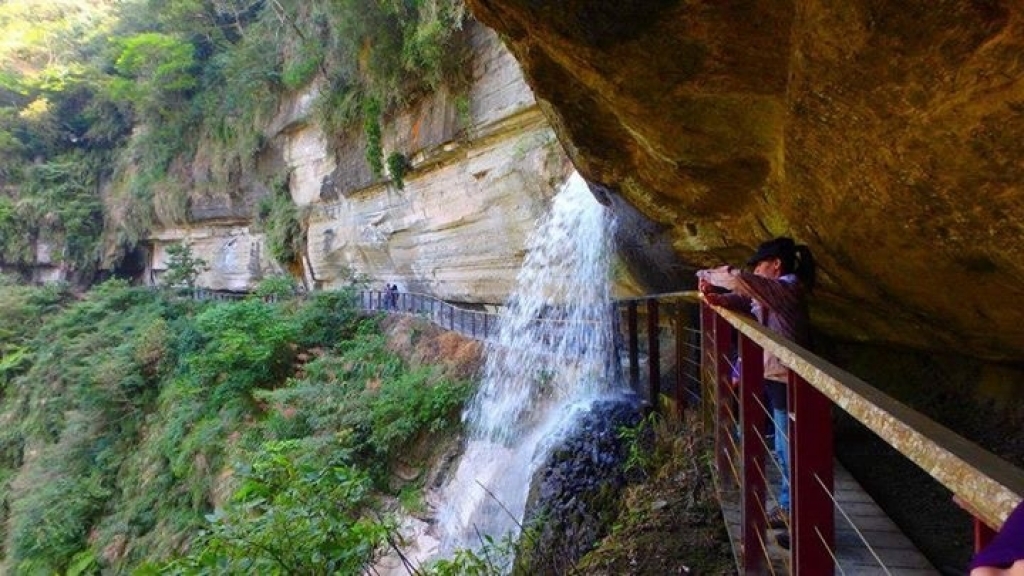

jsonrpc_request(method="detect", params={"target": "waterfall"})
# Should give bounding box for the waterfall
[437,170,625,559]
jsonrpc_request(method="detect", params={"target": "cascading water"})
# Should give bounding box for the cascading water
[437,170,626,559]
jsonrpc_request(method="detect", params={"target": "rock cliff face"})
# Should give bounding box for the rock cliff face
[464,0,1024,362]
[146,21,571,302]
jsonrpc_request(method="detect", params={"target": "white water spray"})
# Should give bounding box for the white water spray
[437,171,625,557]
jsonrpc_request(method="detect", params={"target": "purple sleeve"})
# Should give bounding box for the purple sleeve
[970,501,1024,570]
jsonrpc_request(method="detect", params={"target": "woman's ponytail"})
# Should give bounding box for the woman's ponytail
[794,245,816,292]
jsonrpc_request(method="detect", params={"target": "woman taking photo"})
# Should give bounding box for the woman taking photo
[697,237,817,548]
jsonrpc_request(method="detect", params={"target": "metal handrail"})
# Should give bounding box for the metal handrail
[711,303,1024,530]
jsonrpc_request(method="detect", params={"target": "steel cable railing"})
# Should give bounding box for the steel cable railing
[813,471,892,575]
[698,294,1024,575]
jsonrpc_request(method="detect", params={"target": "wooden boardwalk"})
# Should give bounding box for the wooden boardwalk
[720,461,937,575]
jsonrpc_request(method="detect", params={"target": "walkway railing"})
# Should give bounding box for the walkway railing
[358,289,503,342]
[187,284,1024,573]
[632,292,1024,574]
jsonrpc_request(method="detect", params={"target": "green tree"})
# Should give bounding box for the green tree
[109,32,197,120]
[161,242,208,288]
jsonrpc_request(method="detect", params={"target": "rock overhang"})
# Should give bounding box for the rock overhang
[467,0,1024,361]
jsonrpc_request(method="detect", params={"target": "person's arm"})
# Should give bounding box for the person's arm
[700,266,801,312]
[710,291,752,310]
[697,267,752,311]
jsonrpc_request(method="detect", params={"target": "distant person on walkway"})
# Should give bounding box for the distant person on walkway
[696,237,817,546]
[970,500,1024,576]
[389,283,399,311]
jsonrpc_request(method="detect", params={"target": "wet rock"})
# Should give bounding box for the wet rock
[514,393,645,575]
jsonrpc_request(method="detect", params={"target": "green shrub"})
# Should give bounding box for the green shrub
[0,279,69,384]
[7,415,113,573]
[188,300,299,409]
[18,153,105,273]
[368,367,470,456]
[163,440,389,575]
[253,275,298,300]
[363,97,383,178]
[426,533,515,576]
[281,53,321,90]
[255,182,305,266]
[387,151,410,189]
[110,32,197,121]
[292,288,362,349]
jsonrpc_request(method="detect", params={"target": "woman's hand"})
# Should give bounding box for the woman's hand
[697,266,736,306]
[697,266,737,290]
[704,292,729,306]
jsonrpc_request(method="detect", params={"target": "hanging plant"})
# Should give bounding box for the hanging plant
[386,152,410,190]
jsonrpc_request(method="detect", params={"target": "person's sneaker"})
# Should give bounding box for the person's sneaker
[766,507,788,529]
[775,532,790,550]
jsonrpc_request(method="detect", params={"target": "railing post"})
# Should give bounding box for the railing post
[471,310,477,338]
[701,302,714,430]
[449,306,454,331]
[790,370,835,575]
[646,298,660,405]
[739,334,766,575]
[674,303,687,416]
[974,517,997,552]
[627,301,639,391]
[713,309,735,488]
[377,290,382,310]
[483,313,489,340]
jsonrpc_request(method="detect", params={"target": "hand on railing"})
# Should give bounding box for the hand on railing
[698,276,732,307]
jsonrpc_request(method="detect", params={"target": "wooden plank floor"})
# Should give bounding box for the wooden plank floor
[719,460,937,575]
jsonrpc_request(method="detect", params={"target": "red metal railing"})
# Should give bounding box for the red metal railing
[703,303,836,573]
[696,295,1024,574]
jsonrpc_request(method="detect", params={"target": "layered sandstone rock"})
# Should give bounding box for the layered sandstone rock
[147,21,572,301]
[465,0,1024,361]
[149,226,281,291]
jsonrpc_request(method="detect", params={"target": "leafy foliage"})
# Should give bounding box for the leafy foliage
[253,274,298,299]
[110,32,197,120]
[426,534,516,576]
[163,440,389,575]
[387,151,410,190]
[254,179,305,266]
[0,280,474,572]
[1,0,469,274]
[363,97,384,178]
[161,242,208,288]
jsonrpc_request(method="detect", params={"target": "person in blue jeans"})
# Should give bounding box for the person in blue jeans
[698,237,817,548]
